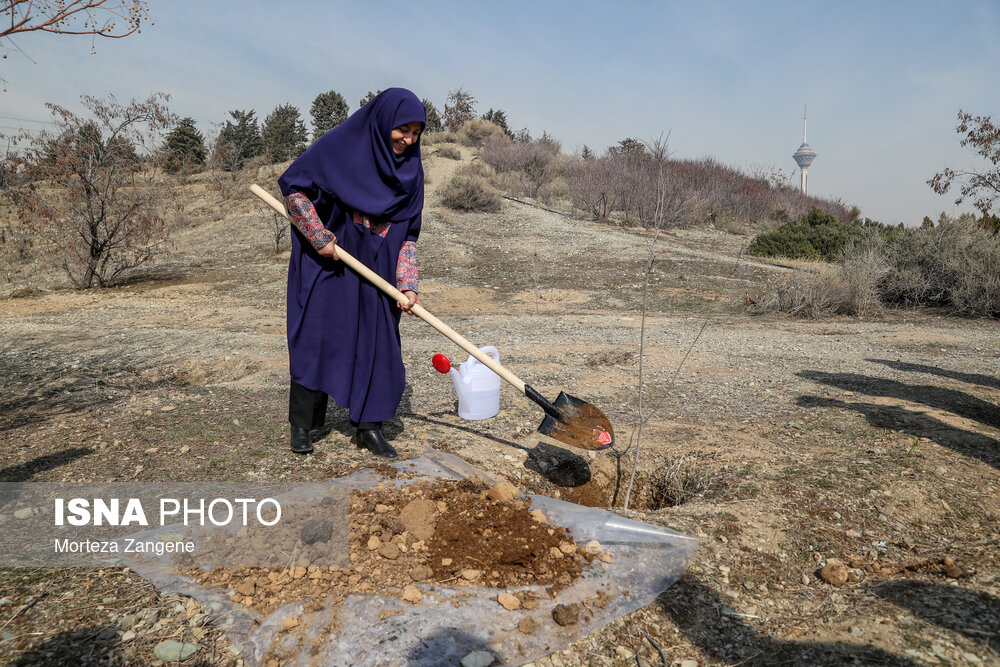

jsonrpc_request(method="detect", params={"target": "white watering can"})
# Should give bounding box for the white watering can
[432,346,501,420]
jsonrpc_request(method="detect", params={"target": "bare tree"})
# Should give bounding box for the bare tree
[929,109,1000,215]
[1,1,149,55]
[2,92,175,287]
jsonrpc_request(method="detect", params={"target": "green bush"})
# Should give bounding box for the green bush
[747,208,855,260]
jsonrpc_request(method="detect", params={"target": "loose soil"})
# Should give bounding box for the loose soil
[1,148,998,666]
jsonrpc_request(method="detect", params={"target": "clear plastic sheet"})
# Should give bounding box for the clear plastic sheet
[121,451,699,665]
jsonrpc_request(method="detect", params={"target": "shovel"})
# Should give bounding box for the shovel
[251,184,615,451]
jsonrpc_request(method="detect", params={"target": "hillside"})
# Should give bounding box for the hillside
[1,146,998,665]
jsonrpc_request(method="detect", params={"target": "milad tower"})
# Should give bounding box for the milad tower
[792,106,817,194]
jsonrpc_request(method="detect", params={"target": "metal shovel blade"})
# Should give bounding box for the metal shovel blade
[537,392,615,451]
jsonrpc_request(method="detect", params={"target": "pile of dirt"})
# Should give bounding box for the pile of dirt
[187,479,604,619]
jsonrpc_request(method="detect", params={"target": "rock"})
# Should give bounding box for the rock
[436,501,447,513]
[375,504,392,514]
[378,543,400,560]
[120,629,136,642]
[0,598,10,606]
[461,650,495,667]
[518,616,537,634]
[401,585,422,603]
[236,580,255,596]
[549,547,563,559]
[153,639,201,662]
[399,499,438,541]
[409,565,433,581]
[300,519,333,545]
[583,540,603,556]
[558,542,576,555]
[486,482,518,502]
[497,593,521,610]
[441,558,452,566]
[552,603,580,626]
[679,661,700,667]
[13,508,34,520]
[820,559,848,587]
[367,535,381,550]
[281,616,299,630]
[801,573,811,585]
[529,509,547,523]
[599,554,612,563]
[461,569,482,582]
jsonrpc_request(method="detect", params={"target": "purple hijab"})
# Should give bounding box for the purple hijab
[278,87,425,221]
[277,88,426,424]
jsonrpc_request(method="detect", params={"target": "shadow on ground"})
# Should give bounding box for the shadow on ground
[797,370,1000,431]
[658,576,919,666]
[797,396,1000,470]
[870,579,1000,655]
[867,358,1000,391]
[0,447,94,483]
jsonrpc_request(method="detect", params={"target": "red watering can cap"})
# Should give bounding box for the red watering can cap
[432,354,451,373]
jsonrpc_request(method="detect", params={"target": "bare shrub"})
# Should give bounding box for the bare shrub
[421,129,458,146]
[839,233,889,317]
[883,213,1000,316]
[647,456,726,509]
[434,144,461,160]
[754,266,853,318]
[441,166,501,212]
[480,135,561,197]
[2,93,175,288]
[456,119,506,147]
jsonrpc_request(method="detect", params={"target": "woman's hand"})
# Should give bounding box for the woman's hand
[398,290,421,316]
[317,236,339,260]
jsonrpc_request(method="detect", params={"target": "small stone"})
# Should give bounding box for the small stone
[517,616,537,634]
[281,616,299,630]
[679,661,699,667]
[552,603,580,626]
[486,482,518,502]
[599,554,612,563]
[367,535,381,550]
[436,501,447,513]
[120,629,137,642]
[409,565,433,581]
[153,640,200,662]
[401,585,422,603]
[236,580,255,596]
[848,625,862,636]
[13,508,34,520]
[375,504,392,514]
[462,569,482,582]
[583,540,603,556]
[549,546,563,559]
[460,650,494,667]
[300,519,333,545]
[378,543,400,560]
[558,542,575,555]
[179,445,190,454]
[529,509,547,523]
[820,559,849,587]
[801,573,811,585]
[441,558,452,566]
[497,593,520,610]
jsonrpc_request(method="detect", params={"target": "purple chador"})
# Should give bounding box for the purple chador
[278,89,425,424]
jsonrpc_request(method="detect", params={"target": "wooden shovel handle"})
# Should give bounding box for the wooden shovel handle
[250,184,527,393]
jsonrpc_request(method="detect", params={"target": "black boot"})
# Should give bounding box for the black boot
[356,425,398,459]
[290,426,313,454]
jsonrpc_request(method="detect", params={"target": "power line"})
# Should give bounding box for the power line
[0,115,54,125]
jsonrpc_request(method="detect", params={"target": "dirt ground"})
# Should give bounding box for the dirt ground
[1,145,998,666]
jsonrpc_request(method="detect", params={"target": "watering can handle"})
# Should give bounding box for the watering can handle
[251,184,526,392]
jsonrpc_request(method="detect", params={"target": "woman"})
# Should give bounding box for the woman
[278,88,425,458]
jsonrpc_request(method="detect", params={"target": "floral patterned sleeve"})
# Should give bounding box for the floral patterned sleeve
[396,240,418,293]
[286,191,335,250]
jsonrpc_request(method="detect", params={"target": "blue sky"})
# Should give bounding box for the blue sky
[3,1,999,225]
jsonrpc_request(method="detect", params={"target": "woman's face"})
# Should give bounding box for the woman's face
[390,122,423,155]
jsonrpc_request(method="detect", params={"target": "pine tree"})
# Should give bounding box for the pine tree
[481,108,512,138]
[422,98,441,133]
[310,90,349,140]
[214,110,264,171]
[359,90,382,108]
[262,104,308,163]
[163,117,206,173]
